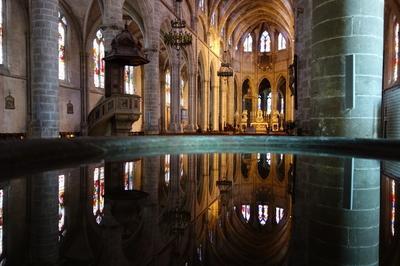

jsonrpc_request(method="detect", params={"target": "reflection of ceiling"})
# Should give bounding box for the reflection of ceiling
[206,0,294,45]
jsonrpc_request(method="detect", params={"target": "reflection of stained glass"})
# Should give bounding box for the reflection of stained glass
[278,33,287,50]
[394,23,399,82]
[93,30,105,88]
[244,34,252,52]
[180,154,184,179]
[241,204,250,222]
[93,167,105,224]
[58,12,67,80]
[258,205,268,225]
[124,66,135,95]
[0,189,3,256]
[124,162,134,190]
[276,207,284,224]
[260,31,271,52]
[197,244,203,261]
[0,0,3,65]
[58,175,65,233]
[392,180,396,236]
[165,155,170,186]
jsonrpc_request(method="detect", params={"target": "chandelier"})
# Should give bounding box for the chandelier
[163,0,192,50]
[217,50,234,77]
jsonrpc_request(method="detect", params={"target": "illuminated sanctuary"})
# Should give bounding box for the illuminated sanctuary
[0,0,399,265]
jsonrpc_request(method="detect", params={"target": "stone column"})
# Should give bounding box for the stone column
[203,79,209,130]
[187,69,197,132]
[170,50,181,132]
[30,172,59,265]
[30,0,59,138]
[296,1,384,265]
[310,0,383,137]
[143,48,161,134]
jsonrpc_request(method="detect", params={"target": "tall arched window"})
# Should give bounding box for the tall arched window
[267,92,272,114]
[93,167,105,224]
[258,204,268,225]
[241,204,250,222]
[180,79,185,107]
[278,33,287,50]
[199,0,204,11]
[165,154,170,187]
[165,70,171,106]
[260,31,271,52]
[211,12,216,26]
[124,66,135,94]
[93,30,105,89]
[394,22,399,82]
[58,175,65,235]
[58,12,67,80]
[0,0,4,64]
[243,34,252,52]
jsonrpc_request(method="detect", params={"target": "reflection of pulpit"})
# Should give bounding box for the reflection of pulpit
[271,110,280,131]
[250,110,268,133]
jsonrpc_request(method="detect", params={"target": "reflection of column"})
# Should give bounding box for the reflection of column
[301,158,380,265]
[30,172,59,264]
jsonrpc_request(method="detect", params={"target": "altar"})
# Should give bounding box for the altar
[250,110,268,133]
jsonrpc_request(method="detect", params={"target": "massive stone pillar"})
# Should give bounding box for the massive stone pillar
[170,50,181,132]
[294,1,384,265]
[187,69,197,132]
[30,0,59,138]
[311,0,383,136]
[30,172,59,265]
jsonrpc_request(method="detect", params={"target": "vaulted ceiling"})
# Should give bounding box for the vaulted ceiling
[206,0,295,44]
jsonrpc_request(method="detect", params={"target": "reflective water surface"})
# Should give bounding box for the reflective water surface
[1,153,398,265]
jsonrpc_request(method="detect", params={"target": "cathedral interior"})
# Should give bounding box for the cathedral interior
[0,0,399,265]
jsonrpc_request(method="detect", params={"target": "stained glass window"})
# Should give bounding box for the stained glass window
[278,33,287,50]
[199,0,204,11]
[392,180,396,236]
[180,79,185,107]
[0,189,3,257]
[58,12,67,80]
[241,204,250,222]
[276,207,284,224]
[93,30,105,88]
[93,167,105,224]
[166,71,171,106]
[258,204,268,225]
[257,95,262,110]
[211,12,216,26]
[267,92,272,114]
[0,0,4,65]
[394,22,399,82]
[124,162,134,190]
[124,66,135,95]
[58,175,65,233]
[260,31,271,52]
[279,93,285,114]
[165,154,170,187]
[244,34,252,52]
